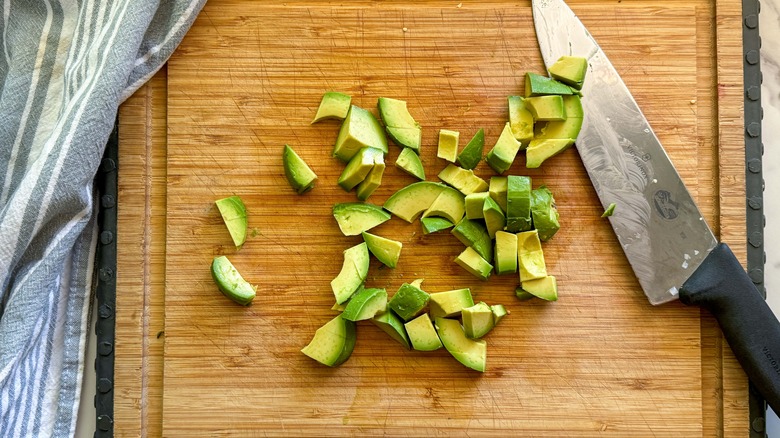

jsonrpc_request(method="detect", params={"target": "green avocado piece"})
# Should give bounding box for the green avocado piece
[383,181,449,222]
[451,217,493,263]
[482,196,506,240]
[429,288,474,319]
[506,175,532,233]
[464,192,489,220]
[437,129,459,162]
[485,123,522,174]
[434,317,487,372]
[457,129,485,170]
[491,304,508,325]
[333,105,388,161]
[438,164,489,195]
[371,310,411,350]
[215,195,248,249]
[378,97,422,151]
[561,94,584,118]
[515,288,536,301]
[602,202,616,218]
[330,242,370,304]
[331,301,347,312]
[533,96,583,141]
[312,92,352,123]
[362,231,402,268]
[395,147,426,180]
[455,246,493,281]
[489,176,508,213]
[388,283,431,321]
[386,127,423,152]
[517,230,547,282]
[405,313,443,351]
[282,145,318,195]
[531,186,560,241]
[548,56,588,90]
[332,202,391,236]
[211,256,257,305]
[421,217,454,234]
[521,275,558,301]
[422,187,466,224]
[508,96,534,144]
[526,138,575,169]
[525,72,575,97]
[301,314,357,367]
[494,230,518,275]
[462,302,495,339]
[527,95,567,121]
[343,287,388,321]
[355,156,386,201]
[338,147,383,191]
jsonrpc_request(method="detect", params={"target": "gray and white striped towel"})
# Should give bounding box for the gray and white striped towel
[0,1,205,436]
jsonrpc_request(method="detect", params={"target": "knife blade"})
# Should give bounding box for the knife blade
[532,0,780,412]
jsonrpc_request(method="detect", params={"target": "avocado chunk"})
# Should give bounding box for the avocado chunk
[506,175,532,233]
[338,147,384,191]
[527,95,567,122]
[457,129,485,170]
[438,164,489,195]
[508,96,534,143]
[517,230,547,282]
[383,181,449,223]
[531,186,560,241]
[301,314,357,367]
[395,147,426,180]
[421,217,454,234]
[343,287,388,321]
[482,196,505,240]
[524,72,574,96]
[362,231,402,268]
[455,246,493,281]
[312,92,352,123]
[332,202,391,236]
[520,275,558,301]
[429,288,474,319]
[534,95,583,140]
[462,302,495,339]
[437,129,459,162]
[489,176,508,213]
[215,195,248,249]
[434,317,487,372]
[485,123,522,174]
[422,187,466,224]
[330,242,370,304]
[210,256,257,305]
[494,231,518,275]
[464,192,489,220]
[282,145,318,195]
[548,56,588,90]
[355,157,386,201]
[371,310,411,350]
[451,217,493,263]
[377,97,422,151]
[333,105,388,161]
[491,304,508,325]
[405,314,443,351]
[388,283,430,321]
[602,202,616,218]
[526,138,574,169]
[515,288,536,301]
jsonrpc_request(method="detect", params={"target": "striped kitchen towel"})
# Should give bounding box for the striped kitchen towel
[0,1,205,436]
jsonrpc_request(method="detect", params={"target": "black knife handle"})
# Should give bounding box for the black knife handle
[680,242,780,413]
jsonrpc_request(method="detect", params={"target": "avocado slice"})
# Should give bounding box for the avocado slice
[482,196,505,239]
[488,176,508,213]
[333,105,388,161]
[355,153,386,201]
[438,164,489,195]
[520,275,558,301]
[507,96,534,143]
[494,230,518,275]
[517,230,547,282]
[301,314,357,367]
[395,147,426,180]
[455,246,493,281]
[485,123,522,174]
[506,175,532,233]
[362,231,402,268]
[371,310,411,350]
[548,56,588,90]
[437,129,459,162]
[434,317,487,372]
[405,314,443,351]
[422,187,466,224]
[429,288,474,319]
[526,138,574,169]
[312,92,351,123]
[527,95,567,122]
[332,202,391,236]
[383,181,449,222]
[420,217,454,234]
[210,256,257,305]
[343,287,388,321]
[531,186,560,241]
[377,97,422,151]
[462,302,495,339]
[602,202,616,218]
[491,304,508,325]
[457,129,485,170]
[524,72,574,96]
[338,147,384,191]
[215,195,248,249]
[282,145,318,195]
[330,242,370,304]
[388,283,430,321]
[464,192,489,220]
[451,217,493,263]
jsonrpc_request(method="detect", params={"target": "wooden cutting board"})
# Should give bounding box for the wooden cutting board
[115,0,750,436]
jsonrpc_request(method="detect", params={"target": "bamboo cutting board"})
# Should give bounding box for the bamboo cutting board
[115,0,750,436]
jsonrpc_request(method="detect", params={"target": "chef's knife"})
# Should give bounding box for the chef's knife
[532,0,780,412]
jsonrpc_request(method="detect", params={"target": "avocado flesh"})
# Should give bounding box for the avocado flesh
[526,138,575,169]
[330,242,370,304]
[429,288,474,319]
[531,186,560,241]
[210,256,257,305]
[455,246,493,281]
[338,147,383,191]
[371,310,411,350]
[521,275,558,301]
[332,202,391,236]
[384,181,449,223]
[333,105,388,161]
[515,288,536,301]
[282,145,318,195]
[437,129,459,162]
[494,231,518,275]
[388,283,431,322]
[548,56,588,90]
[386,126,422,152]
[355,153,386,201]
[491,304,508,325]
[485,123,522,174]
[362,231,402,268]
[527,95,567,122]
[457,129,485,170]
[215,195,248,249]
[489,176,508,213]
[377,97,422,151]
[462,302,495,339]
[464,192,489,220]
[506,175,532,233]
[421,217,454,234]
[434,317,487,372]
[395,147,426,180]
[525,72,574,96]
[533,96,582,141]
[602,202,617,218]
[301,314,357,367]
[438,164,488,195]
[312,91,352,123]
[405,314,443,351]
[517,230,547,282]
[451,217,493,263]
[422,187,466,224]
[343,287,388,321]
[482,196,505,240]
[508,96,534,143]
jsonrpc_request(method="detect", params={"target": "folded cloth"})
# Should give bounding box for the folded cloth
[0,1,205,436]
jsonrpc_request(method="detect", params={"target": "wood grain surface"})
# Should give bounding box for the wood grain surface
[115,0,750,436]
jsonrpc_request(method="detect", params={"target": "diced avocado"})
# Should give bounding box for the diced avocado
[421,217,454,234]
[434,317,487,372]
[489,176,508,213]
[211,256,257,305]
[377,97,422,151]
[524,72,574,96]
[312,92,351,123]
[437,129,459,162]
[527,95,566,121]
[464,192,489,220]
[330,242,370,304]
[482,196,505,240]
[438,164,489,195]
[548,56,588,90]
[301,314,357,367]
[395,147,426,180]
[371,310,411,350]
[533,95,583,141]
[343,287,388,321]
[508,96,534,143]
[531,186,560,241]
[455,246,493,281]
[515,288,536,301]
[388,283,430,321]
[405,314,443,351]
[506,175,532,233]
[338,147,383,191]
[331,302,347,312]
[332,202,391,236]
[451,217,493,263]
[526,138,574,169]
[355,153,386,201]
[517,230,547,282]
[491,304,508,325]
[429,288,474,319]
[215,195,248,249]
[362,231,402,268]
[485,123,522,174]
[602,202,616,218]
[282,145,318,195]
[333,105,388,161]
[457,129,485,170]
[462,302,495,339]
[387,127,423,152]
[383,181,449,223]
[422,187,466,224]
[494,231,518,275]
[561,94,584,118]
[520,275,558,301]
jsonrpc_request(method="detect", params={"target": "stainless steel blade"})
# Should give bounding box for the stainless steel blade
[532,0,718,305]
